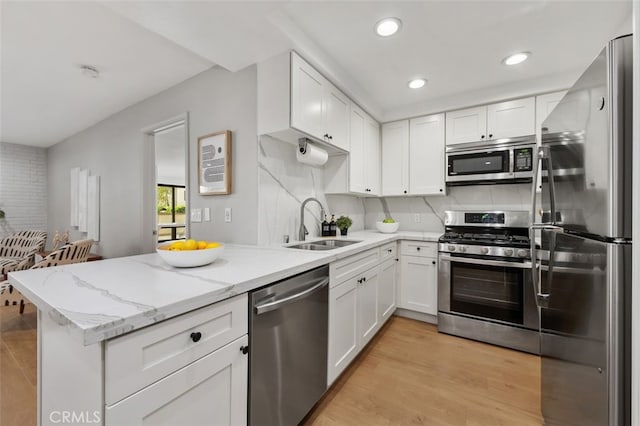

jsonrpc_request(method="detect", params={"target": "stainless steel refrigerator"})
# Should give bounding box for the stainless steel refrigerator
[530,34,632,426]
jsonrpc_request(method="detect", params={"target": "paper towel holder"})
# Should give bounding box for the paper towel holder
[298,137,311,154]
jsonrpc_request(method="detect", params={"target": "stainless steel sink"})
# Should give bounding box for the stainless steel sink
[287,240,361,251]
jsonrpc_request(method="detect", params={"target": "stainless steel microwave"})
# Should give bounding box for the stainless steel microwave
[445,139,536,185]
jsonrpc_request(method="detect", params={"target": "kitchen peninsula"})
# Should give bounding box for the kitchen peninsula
[9,231,441,426]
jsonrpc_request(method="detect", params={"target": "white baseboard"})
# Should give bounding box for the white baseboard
[394,308,437,325]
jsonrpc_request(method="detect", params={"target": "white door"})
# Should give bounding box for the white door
[399,256,438,315]
[324,83,350,151]
[535,91,567,192]
[328,277,359,385]
[381,120,409,196]
[105,335,248,426]
[409,113,446,195]
[364,116,381,195]
[445,106,487,145]
[290,53,325,140]
[348,105,366,194]
[357,267,379,347]
[486,97,535,140]
[378,257,397,323]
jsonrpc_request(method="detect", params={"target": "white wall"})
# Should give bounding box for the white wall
[0,142,48,238]
[47,65,258,258]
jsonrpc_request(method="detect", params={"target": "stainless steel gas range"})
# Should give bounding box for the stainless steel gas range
[437,210,540,354]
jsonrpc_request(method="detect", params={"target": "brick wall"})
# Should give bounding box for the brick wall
[0,142,48,239]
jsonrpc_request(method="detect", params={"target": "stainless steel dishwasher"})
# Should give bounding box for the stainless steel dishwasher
[249,265,329,426]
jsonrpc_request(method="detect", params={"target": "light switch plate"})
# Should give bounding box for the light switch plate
[204,208,211,222]
[191,208,202,223]
[224,208,232,223]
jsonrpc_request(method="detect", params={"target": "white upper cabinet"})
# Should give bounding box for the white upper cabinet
[364,115,381,195]
[445,106,487,145]
[381,120,410,196]
[258,51,350,153]
[290,53,325,141]
[325,104,380,196]
[324,83,351,151]
[486,97,535,140]
[409,113,446,195]
[445,97,535,146]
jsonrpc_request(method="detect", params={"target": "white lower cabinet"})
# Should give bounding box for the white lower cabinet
[398,242,438,316]
[378,257,397,322]
[106,335,248,426]
[328,276,359,385]
[357,266,380,347]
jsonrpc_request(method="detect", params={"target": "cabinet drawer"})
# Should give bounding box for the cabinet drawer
[379,242,397,263]
[105,294,248,406]
[330,248,379,287]
[400,241,437,258]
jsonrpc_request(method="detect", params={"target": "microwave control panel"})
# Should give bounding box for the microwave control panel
[514,148,533,172]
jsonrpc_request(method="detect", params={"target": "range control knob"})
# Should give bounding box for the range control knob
[448,245,456,252]
[516,249,528,258]
[458,246,467,253]
[481,247,489,254]
[503,248,514,257]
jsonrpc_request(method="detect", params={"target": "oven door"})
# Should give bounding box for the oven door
[438,254,538,330]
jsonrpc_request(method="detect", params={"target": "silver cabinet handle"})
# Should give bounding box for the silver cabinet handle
[254,277,329,315]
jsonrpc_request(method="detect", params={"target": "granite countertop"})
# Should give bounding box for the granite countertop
[8,230,442,346]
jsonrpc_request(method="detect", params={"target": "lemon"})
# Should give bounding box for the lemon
[206,242,221,249]
[197,240,208,250]
[170,241,186,251]
[184,239,198,251]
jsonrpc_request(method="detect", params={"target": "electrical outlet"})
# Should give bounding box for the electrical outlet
[414,213,421,223]
[204,208,211,222]
[191,208,202,223]
[224,208,232,223]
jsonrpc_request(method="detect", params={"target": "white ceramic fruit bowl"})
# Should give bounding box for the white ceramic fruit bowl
[156,242,224,267]
[376,221,400,233]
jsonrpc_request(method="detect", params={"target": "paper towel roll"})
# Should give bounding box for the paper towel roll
[296,143,328,166]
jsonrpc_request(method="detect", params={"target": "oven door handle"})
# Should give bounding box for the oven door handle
[438,254,532,269]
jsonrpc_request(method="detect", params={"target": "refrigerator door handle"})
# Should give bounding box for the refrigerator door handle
[529,224,562,308]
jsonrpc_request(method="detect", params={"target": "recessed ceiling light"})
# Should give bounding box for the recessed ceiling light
[502,52,530,66]
[80,64,100,78]
[408,78,427,89]
[375,17,402,37]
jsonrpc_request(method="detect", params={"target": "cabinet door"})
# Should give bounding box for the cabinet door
[291,53,325,140]
[535,91,567,192]
[409,113,446,195]
[378,258,397,323]
[348,105,366,194]
[106,335,248,426]
[487,97,535,139]
[357,267,379,348]
[399,256,438,315]
[364,116,381,195]
[328,278,359,385]
[445,106,487,145]
[381,120,409,195]
[324,83,350,151]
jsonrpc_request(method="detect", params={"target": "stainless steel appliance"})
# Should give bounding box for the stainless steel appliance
[446,137,536,185]
[530,35,632,426]
[437,210,540,354]
[249,265,329,426]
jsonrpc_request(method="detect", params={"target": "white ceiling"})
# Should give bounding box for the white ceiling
[0,1,632,147]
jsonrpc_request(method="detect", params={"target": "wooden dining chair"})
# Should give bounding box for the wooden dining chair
[1,239,94,313]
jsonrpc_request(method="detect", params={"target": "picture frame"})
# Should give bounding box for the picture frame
[197,130,232,195]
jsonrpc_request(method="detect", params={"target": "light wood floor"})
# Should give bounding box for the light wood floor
[304,316,543,426]
[0,308,542,426]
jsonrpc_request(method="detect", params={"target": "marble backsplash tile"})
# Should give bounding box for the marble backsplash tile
[258,135,535,244]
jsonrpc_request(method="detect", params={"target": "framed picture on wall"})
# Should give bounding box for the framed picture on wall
[197,130,232,195]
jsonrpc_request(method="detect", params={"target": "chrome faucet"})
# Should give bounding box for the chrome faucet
[298,197,326,241]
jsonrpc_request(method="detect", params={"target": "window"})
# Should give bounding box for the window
[157,185,186,242]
